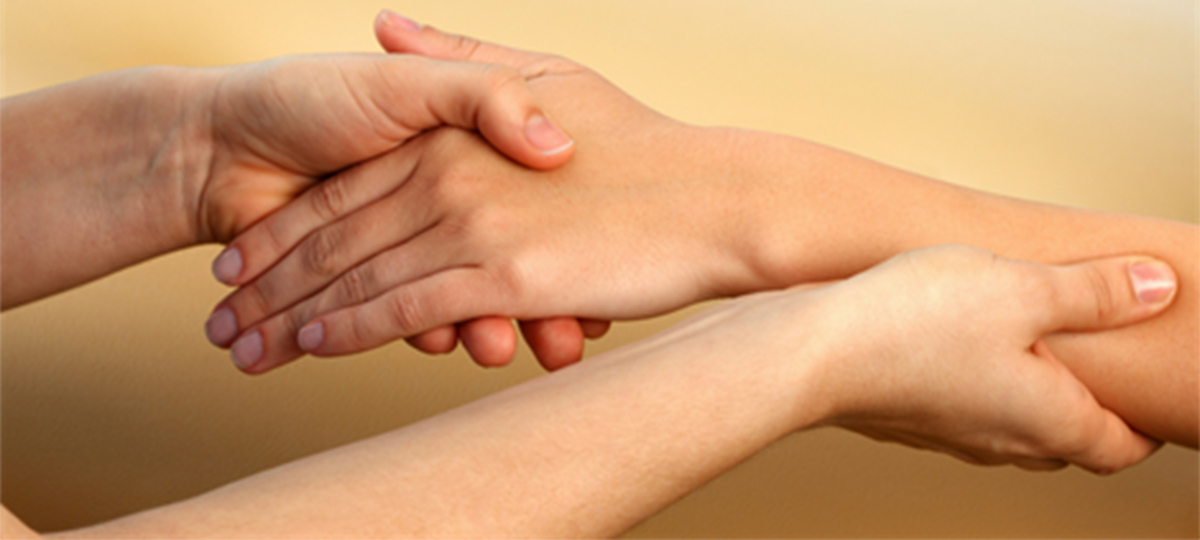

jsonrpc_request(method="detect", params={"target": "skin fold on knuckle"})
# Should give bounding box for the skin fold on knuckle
[239,281,275,322]
[446,32,485,62]
[335,265,375,307]
[301,226,347,278]
[385,292,427,338]
[1086,265,1118,325]
[309,176,350,223]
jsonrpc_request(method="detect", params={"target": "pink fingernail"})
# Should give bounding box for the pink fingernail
[525,115,573,155]
[231,331,263,370]
[212,247,243,285]
[1129,260,1176,305]
[379,10,421,31]
[297,322,325,352]
[205,307,238,346]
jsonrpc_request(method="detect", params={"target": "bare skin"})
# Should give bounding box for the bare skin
[4,245,1173,538]
[1,50,574,310]
[214,22,1198,446]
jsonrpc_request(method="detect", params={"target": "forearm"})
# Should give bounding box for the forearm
[710,128,1198,445]
[0,67,215,308]
[57,312,820,538]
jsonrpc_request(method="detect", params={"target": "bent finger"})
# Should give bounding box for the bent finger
[579,318,613,339]
[459,317,519,368]
[519,318,587,371]
[379,55,574,170]
[407,326,459,355]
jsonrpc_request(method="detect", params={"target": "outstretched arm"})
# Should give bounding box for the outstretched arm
[35,247,1170,538]
[216,24,1197,446]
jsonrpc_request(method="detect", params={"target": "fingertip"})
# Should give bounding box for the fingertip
[1071,410,1163,475]
[579,318,612,340]
[375,14,445,57]
[520,318,585,371]
[407,326,460,355]
[460,317,517,368]
[205,306,239,347]
[1128,258,1177,306]
[1049,255,1179,332]
[524,114,574,159]
[212,246,243,285]
[377,10,421,32]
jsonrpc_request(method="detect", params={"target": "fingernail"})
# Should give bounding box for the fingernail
[231,331,263,370]
[525,115,573,155]
[297,322,325,352]
[212,247,243,285]
[205,307,238,346]
[379,10,421,31]
[1129,259,1177,304]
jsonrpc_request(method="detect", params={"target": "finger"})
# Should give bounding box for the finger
[1028,341,1162,474]
[375,11,548,72]
[382,56,574,170]
[235,232,469,371]
[459,317,519,368]
[579,318,612,339]
[519,318,587,371]
[370,14,573,170]
[209,177,449,347]
[1039,256,1177,333]
[208,144,423,288]
[407,326,459,355]
[1067,409,1162,474]
[299,268,510,357]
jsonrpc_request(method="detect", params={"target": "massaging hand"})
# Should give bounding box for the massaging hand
[195,48,573,249]
[208,18,754,373]
[661,245,1172,472]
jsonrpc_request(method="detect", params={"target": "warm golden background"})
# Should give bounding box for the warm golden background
[2,0,1197,537]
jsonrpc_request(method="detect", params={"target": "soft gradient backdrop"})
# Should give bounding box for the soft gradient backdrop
[2,0,1197,537]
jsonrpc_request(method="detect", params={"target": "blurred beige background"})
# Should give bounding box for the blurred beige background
[2,0,1197,537]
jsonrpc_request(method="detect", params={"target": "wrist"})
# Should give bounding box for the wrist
[171,66,227,245]
[102,65,225,250]
[681,127,808,299]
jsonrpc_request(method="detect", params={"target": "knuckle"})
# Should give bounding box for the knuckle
[449,33,484,61]
[261,218,289,256]
[428,161,482,206]
[280,307,309,343]
[385,293,426,336]
[488,255,532,306]
[309,178,350,222]
[1079,265,1117,324]
[523,55,584,78]
[1018,268,1059,312]
[482,65,525,94]
[240,281,274,319]
[336,265,375,306]
[301,227,346,278]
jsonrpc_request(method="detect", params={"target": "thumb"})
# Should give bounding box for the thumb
[370,12,574,171]
[416,57,574,169]
[374,10,542,70]
[1042,256,1177,333]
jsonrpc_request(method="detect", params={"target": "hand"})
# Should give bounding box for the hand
[661,245,1174,473]
[209,22,755,373]
[190,25,575,247]
[808,246,1172,471]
